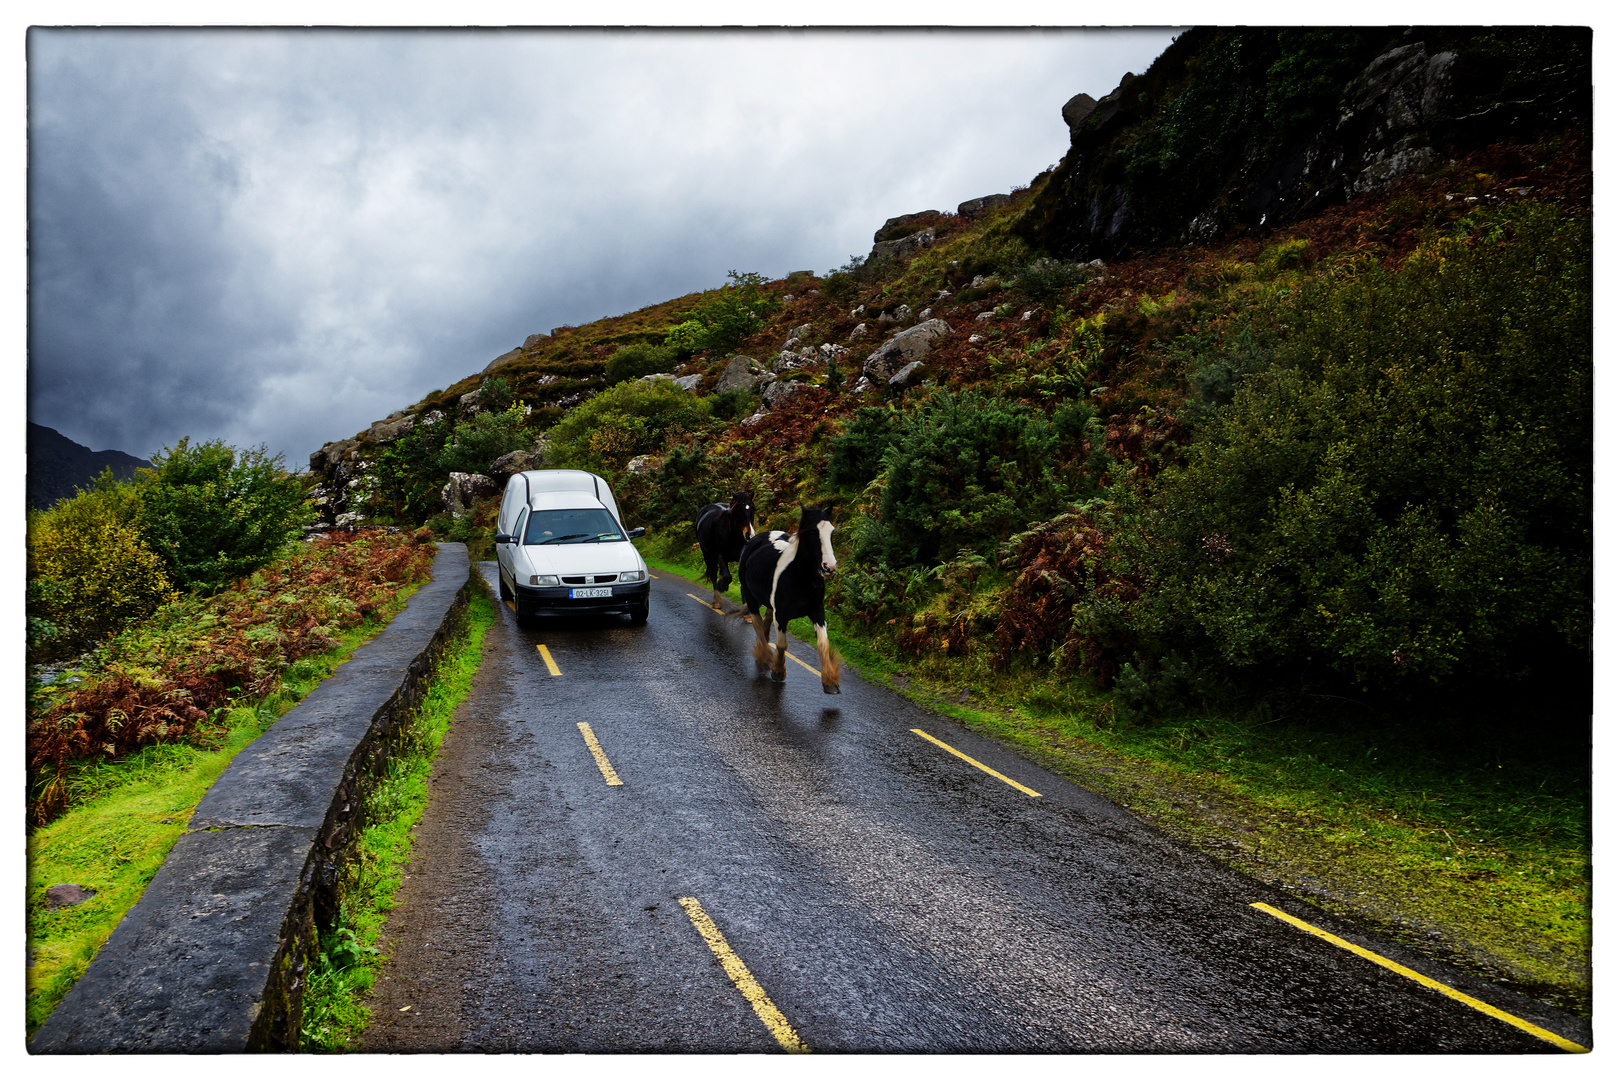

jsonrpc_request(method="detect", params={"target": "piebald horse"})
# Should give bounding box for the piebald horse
[734,504,841,693]
[694,492,756,608]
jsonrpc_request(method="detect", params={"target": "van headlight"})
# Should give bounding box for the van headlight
[619,570,645,583]
[530,574,559,586]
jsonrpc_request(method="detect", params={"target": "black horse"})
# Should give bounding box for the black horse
[695,492,756,607]
[735,504,841,693]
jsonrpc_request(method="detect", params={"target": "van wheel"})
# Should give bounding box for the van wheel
[630,600,649,625]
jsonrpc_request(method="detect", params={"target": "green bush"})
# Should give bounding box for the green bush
[825,405,900,490]
[1086,204,1591,701]
[860,390,1069,567]
[545,379,713,476]
[662,271,781,355]
[435,402,531,476]
[605,343,678,385]
[140,439,313,596]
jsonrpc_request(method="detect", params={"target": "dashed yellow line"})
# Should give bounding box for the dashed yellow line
[536,643,561,676]
[505,599,516,613]
[576,722,623,786]
[686,592,725,613]
[678,897,809,1053]
[911,728,1041,797]
[1250,903,1588,1053]
[683,595,822,674]
[779,649,820,676]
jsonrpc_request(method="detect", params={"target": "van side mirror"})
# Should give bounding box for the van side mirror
[628,527,645,539]
[494,533,514,545]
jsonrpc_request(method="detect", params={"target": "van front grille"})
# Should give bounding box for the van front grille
[561,575,617,585]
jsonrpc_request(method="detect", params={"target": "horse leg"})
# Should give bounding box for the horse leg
[749,607,775,670]
[713,559,730,609]
[815,619,841,694]
[771,615,789,681]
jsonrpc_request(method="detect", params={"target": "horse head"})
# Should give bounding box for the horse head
[731,491,757,540]
[797,504,837,578]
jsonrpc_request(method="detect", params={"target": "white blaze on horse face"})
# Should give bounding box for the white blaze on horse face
[817,519,837,575]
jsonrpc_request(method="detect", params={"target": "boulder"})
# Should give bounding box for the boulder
[458,390,483,418]
[871,227,936,262]
[1061,92,1098,133]
[715,355,766,394]
[888,360,926,389]
[848,323,868,339]
[762,379,807,409]
[873,211,940,244]
[488,450,534,483]
[958,192,1012,217]
[523,333,550,349]
[309,438,358,473]
[851,376,873,394]
[483,348,523,375]
[863,318,950,382]
[368,415,415,444]
[626,455,661,475]
[442,472,498,518]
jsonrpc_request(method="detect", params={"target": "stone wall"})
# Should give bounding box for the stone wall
[31,543,473,1053]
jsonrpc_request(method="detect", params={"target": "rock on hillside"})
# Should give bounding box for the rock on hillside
[27,422,151,511]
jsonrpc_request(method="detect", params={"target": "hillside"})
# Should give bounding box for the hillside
[27,423,152,512]
[302,27,1592,1011]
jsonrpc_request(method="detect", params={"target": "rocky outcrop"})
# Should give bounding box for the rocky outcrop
[958,193,1012,217]
[863,319,950,382]
[871,227,936,262]
[761,378,807,409]
[888,360,927,390]
[1018,28,1591,260]
[482,348,524,375]
[873,211,940,244]
[714,355,770,394]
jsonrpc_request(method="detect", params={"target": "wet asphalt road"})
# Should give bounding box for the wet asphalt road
[362,563,1587,1053]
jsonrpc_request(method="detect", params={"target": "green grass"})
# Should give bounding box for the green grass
[25,587,421,1038]
[299,583,497,1051]
[636,531,1590,1015]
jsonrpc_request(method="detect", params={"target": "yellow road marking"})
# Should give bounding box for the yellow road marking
[505,599,516,613]
[576,722,623,786]
[650,574,659,579]
[536,643,561,676]
[1250,903,1587,1053]
[780,649,820,676]
[678,897,809,1053]
[686,592,725,613]
[911,728,1041,797]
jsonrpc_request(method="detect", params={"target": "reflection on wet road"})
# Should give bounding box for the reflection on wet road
[362,563,1588,1053]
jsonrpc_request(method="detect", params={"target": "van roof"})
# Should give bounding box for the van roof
[512,469,620,523]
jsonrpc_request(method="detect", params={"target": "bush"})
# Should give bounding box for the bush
[662,271,781,355]
[825,405,900,490]
[605,343,678,385]
[139,439,313,596]
[26,472,179,661]
[435,402,531,476]
[1085,204,1591,701]
[545,379,713,476]
[860,390,1069,567]
[1012,258,1094,304]
[369,417,455,525]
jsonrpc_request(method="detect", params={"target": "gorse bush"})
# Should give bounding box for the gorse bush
[140,438,312,596]
[26,472,178,662]
[1086,203,1591,702]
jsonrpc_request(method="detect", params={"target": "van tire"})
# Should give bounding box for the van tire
[630,600,649,625]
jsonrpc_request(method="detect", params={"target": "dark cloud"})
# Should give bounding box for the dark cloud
[28,27,1179,465]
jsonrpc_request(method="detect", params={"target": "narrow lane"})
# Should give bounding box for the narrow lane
[362,564,1587,1052]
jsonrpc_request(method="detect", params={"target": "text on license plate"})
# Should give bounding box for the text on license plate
[570,586,613,599]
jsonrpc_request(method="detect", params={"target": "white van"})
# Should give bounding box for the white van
[494,469,651,623]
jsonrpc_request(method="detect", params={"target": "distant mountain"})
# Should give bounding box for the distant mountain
[27,422,152,511]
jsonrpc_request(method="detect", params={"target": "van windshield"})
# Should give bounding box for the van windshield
[524,507,625,545]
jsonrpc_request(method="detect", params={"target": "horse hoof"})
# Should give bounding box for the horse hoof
[823,684,841,695]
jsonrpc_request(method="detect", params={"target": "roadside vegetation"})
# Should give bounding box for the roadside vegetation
[299,582,497,1051]
[25,527,439,1038]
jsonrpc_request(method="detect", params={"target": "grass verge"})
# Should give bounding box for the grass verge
[634,531,1590,1016]
[298,581,497,1051]
[25,582,422,1039]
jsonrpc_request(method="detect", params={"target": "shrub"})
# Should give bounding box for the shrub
[370,417,456,525]
[825,405,900,490]
[1083,203,1591,702]
[138,439,313,597]
[26,472,178,662]
[605,343,678,385]
[545,379,713,476]
[1012,258,1094,304]
[661,271,781,354]
[435,402,531,476]
[861,390,1069,567]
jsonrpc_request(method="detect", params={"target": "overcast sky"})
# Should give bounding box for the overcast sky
[27,27,1180,467]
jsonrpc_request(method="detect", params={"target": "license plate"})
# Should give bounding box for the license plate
[570,586,612,599]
